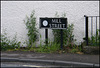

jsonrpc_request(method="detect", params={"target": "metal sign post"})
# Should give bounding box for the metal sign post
[45,29,48,46]
[60,29,63,49]
[40,18,67,49]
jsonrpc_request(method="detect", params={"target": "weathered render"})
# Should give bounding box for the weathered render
[1,1,99,46]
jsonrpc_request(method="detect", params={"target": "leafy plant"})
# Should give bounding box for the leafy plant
[34,39,60,53]
[24,10,38,48]
[89,29,100,46]
[1,30,21,51]
[52,12,76,47]
[83,29,100,46]
[78,45,83,52]
[70,48,78,53]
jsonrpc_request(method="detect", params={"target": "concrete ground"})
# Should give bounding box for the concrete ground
[1,51,100,67]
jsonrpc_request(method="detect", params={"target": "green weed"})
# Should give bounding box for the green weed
[1,30,21,51]
[24,10,38,48]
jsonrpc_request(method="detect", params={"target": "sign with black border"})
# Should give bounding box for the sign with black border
[40,18,67,29]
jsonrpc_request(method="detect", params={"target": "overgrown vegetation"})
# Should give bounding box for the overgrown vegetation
[83,29,100,46]
[50,12,83,54]
[64,44,83,54]
[52,12,76,47]
[1,11,84,54]
[88,29,100,46]
[34,40,60,53]
[1,30,21,51]
[24,10,38,48]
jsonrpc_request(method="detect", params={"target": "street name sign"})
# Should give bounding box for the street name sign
[40,18,67,29]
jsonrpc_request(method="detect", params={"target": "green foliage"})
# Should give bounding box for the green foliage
[24,10,38,47]
[78,45,83,52]
[83,29,100,46]
[70,48,78,53]
[65,45,83,53]
[1,30,21,51]
[34,11,76,53]
[52,12,76,46]
[34,40,60,53]
[89,29,100,46]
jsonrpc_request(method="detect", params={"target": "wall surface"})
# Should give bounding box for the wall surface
[1,1,99,46]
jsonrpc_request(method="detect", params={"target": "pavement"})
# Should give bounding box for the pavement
[1,51,100,67]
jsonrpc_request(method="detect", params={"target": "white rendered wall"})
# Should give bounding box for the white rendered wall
[1,1,99,46]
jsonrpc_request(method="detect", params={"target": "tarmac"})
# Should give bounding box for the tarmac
[1,51,100,67]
